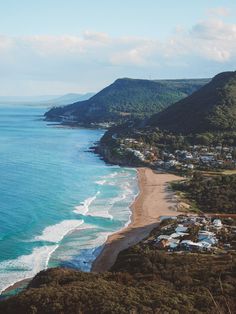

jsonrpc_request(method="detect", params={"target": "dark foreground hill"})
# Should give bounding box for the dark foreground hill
[44,78,209,124]
[0,232,235,314]
[149,71,236,134]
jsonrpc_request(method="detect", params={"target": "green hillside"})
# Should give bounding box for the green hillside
[44,78,209,124]
[149,71,236,134]
[1,228,235,314]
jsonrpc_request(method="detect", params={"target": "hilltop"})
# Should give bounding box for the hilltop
[44,78,209,124]
[95,71,236,171]
[149,71,236,134]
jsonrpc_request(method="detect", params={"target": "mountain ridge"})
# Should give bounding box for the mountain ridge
[148,71,236,134]
[45,77,210,124]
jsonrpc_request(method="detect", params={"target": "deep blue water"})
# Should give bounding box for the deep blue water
[0,106,138,292]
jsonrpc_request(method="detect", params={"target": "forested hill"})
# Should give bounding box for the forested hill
[148,71,236,134]
[44,78,209,124]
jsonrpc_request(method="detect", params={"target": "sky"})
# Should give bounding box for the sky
[0,0,236,96]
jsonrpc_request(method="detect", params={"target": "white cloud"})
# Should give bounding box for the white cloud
[189,19,236,61]
[0,17,236,95]
[207,7,230,17]
[83,31,110,44]
[0,35,14,53]
[2,18,236,65]
[191,19,236,41]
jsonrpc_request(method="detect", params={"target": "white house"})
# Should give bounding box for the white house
[175,224,188,233]
[213,219,222,229]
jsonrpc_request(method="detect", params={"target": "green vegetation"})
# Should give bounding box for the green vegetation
[45,78,209,124]
[149,71,236,134]
[1,220,235,314]
[172,172,236,213]
[96,72,236,170]
[24,71,236,314]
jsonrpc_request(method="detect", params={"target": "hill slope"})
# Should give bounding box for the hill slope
[149,71,236,134]
[44,78,209,124]
[0,233,235,313]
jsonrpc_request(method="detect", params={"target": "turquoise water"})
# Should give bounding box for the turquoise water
[0,106,138,292]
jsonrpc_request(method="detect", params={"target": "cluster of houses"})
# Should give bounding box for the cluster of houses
[152,215,235,253]
[116,137,236,171]
[116,138,157,163]
[158,145,236,171]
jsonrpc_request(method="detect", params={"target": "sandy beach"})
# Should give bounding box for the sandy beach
[2,168,182,295]
[92,167,182,272]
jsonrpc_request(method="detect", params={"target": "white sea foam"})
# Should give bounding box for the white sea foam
[96,180,116,186]
[90,181,135,220]
[88,210,113,220]
[73,192,100,215]
[90,231,112,248]
[0,169,139,294]
[111,182,133,204]
[71,231,113,272]
[34,220,84,243]
[95,180,106,185]
[0,244,58,294]
[101,172,119,179]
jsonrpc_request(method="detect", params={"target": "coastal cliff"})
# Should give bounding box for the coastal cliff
[1,231,235,314]
[94,143,145,167]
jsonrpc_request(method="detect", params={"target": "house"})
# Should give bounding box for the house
[156,239,170,249]
[199,241,212,251]
[197,229,218,245]
[180,240,203,251]
[170,232,189,239]
[169,239,180,250]
[175,224,188,233]
[201,237,217,245]
[198,230,214,239]
[223,147,230,152]
[187,164,194,169]
[156,235,171,242]
[156,237,180,250]
[213,219,222,229]
[200,154,215,163]
[184,152,193,160]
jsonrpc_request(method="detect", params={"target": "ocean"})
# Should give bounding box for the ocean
[0,105,138,293]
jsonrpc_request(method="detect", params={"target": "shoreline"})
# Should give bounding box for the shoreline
[2,168,183,295]
[92,167,182,272]
[1,278,31,296]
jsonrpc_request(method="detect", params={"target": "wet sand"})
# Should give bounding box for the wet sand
[92,168,182,272]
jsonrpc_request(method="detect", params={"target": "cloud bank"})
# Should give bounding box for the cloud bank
[0,15,236,95]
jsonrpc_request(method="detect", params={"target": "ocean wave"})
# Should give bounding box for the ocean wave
[109,182,134,204]
[96,180,117,186]
[62,231,112,272]
[95,180,106,185]
[34,220,84,243]
[96,169,137,188]
[101,172,119,179]
[0,244,58,294]
[77,215,118,229]
[88,210,113,220]
[73,192,100,215]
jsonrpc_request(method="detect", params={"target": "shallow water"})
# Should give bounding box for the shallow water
[0,105,138,292]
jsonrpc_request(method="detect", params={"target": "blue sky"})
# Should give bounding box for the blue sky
[0,0,235,95]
